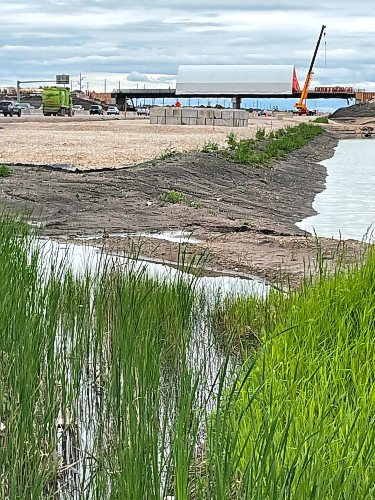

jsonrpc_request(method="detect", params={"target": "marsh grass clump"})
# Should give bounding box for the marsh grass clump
[0,214,202,498]
[208,247,375,498]
[1,214,374,498]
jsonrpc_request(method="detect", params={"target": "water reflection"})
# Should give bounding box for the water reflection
[297,139,375,242]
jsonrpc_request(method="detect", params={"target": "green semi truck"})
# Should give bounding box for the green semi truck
[42,87,74,116]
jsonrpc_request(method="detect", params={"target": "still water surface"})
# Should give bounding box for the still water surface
[297,139,375,242]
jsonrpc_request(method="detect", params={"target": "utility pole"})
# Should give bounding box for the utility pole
[104,78,107,93]
[78,72,86,92]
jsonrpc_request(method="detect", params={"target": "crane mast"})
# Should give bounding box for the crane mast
[295,25,326,115]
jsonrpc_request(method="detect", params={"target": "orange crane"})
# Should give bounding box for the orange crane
[295,25,326,115]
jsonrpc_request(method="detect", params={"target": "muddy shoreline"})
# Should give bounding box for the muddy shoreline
[0,131,363,285]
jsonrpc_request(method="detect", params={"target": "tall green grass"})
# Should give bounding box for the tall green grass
[0,216,202,498]
[0,215,373,498]
[209,248,375,498]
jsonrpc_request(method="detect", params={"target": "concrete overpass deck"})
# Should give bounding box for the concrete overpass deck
[112,88,356,100]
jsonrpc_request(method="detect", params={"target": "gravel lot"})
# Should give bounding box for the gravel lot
[0,113,307,169]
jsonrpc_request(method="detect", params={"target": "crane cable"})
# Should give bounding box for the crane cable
[324,28,327,67]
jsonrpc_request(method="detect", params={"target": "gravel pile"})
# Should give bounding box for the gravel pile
[330,101,375,119]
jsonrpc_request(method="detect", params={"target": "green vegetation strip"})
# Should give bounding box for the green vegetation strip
[0,215,373,498]
[212,251,375,498]
[203,123,324,165]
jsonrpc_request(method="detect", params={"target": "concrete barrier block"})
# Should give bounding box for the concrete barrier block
[213,118,226,126]
[205,118,214,126]
[182,108,198,118]
[173,108,182,118]
[152,107,166,117]
[196,117,206,125]
[181,116,197,125]
[238,110,249,120]
[157,116,166,124]
[222,110,233,119]
[165,108,174,117]
[199,108,214,119]
[166,117,181,125]
[150,116,158,124]
[214,109,222,119]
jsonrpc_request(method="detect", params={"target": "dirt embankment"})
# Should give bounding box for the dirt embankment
[330,101,375,120]
[0,132,362,285]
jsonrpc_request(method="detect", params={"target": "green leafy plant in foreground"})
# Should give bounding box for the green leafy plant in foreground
[0,164,11,177]
[1,214,374,498]
[209,247,375,498]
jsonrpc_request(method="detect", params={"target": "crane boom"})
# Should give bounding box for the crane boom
[295,25,326,115]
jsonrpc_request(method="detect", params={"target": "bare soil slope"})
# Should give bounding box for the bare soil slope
[0,132,362,284]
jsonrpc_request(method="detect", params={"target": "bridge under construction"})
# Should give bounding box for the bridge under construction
[112,87,362,110]
[111,63,372,110]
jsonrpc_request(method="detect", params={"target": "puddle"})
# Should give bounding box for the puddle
[297,139,375,242]
[30,238,270,497]
[38,239,269,298]
[79,230,203,244]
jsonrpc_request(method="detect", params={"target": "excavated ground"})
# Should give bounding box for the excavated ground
[0,131,363,286]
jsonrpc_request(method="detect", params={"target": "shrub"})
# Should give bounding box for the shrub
[0,165,11,177]
[158,190,185,204]
[226,132,239,150]
[255,127,266,141]
[158,146,177,160]
[202,141,219,153]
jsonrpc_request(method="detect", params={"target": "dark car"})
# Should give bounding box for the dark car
[89,105,103,115]
[0,100,22,117]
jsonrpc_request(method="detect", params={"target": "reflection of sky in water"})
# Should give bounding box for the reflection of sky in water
[37,239,269,298]
[297,139,375,242]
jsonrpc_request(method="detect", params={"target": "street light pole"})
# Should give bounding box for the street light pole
[78,73,86,92]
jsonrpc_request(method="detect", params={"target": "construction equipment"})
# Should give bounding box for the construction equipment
[295,25,326,116]
[42,87,74,116]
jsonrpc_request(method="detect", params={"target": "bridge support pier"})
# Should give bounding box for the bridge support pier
[232,96,242,109]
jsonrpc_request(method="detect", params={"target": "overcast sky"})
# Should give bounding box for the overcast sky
[1,0,374,92]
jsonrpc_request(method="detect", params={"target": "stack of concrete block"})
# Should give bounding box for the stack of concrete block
[150,107,249,127]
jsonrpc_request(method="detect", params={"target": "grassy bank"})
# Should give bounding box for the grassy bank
[211,249,375,498]
[203,123,324,166]
[0,215,373,498]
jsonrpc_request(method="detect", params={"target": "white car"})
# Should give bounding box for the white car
[137,107,150,116]
[18,102,34,110]
[107,106,120,115]
[73,104,84,112]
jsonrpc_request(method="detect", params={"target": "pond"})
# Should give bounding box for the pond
[297,139,375,242]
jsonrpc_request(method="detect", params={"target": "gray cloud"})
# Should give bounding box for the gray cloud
[0,1,374,90]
